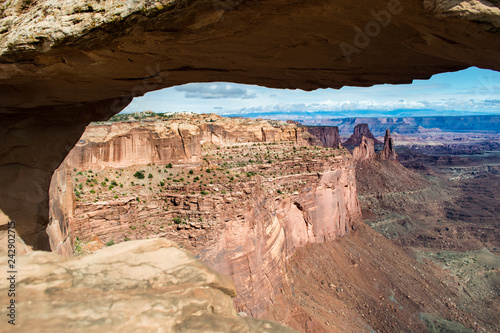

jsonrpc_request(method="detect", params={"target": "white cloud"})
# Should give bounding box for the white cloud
[174,83,256,99]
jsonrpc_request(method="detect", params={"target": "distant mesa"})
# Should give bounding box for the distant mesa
[350,125,398,162]
[303,126,342,148]
[344,124,382,148]
[286,121,342,148]
[300,115,500,136]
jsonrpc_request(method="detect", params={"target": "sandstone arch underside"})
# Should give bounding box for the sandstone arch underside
[0,0,499,249]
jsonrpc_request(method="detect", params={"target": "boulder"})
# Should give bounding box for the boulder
[0,238,298,333]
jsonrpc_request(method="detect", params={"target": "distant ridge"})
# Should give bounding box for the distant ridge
[343,124,382,147]
[298,115,500,136]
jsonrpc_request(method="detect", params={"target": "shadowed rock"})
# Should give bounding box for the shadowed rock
[1,0,500,247]
[303,126,341,148]
[344,124,382,148]
[0,238,298,333]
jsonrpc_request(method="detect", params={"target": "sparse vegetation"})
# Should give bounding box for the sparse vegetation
[134,171,145,179]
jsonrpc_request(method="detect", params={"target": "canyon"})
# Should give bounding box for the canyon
[1,0,500,332]
[38,113,498,332]
[50,114,357,319]
[1,0,500,248]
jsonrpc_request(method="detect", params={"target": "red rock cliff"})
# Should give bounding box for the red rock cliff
[54,116,361,318]
[379,129,398,161]
[344,124,382,148]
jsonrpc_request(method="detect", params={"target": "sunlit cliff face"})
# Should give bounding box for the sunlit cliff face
[1,0,500,248]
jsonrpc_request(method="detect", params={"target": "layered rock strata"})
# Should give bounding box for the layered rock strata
[70,155,360,317]
[344,124,382,148]
[379,129,398,161]
[352,135,376,161]
[1,0,500,247]
[57,117,361,316]
[302,126,341,148]
[0,238,298,333]
[64,115,341,171]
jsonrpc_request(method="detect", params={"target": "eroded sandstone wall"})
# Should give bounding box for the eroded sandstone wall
[63,117,340,171]
[47,160,75,256]
[196,160,360,317]
[57,117,361,315]
[67,154,360,317]
[66,122,202,170]
[2,0,499,246]
[302,126,341,148]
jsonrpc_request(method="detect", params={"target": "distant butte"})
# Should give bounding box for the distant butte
[344,124,382,148]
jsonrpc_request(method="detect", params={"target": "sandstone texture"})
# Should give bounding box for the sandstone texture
[350,126,399,162]
[379,129,398,161]
[65,114,314,170]
[65,114,344,170]
[1,0,500,110]
[47,160,75,256]
[53,114,361,317]
[300,126,341,148]
[344,124,382,148]
[0,101,123,250]
[353,135,376,161]
[0,238,298,333]
[1,0,500,248]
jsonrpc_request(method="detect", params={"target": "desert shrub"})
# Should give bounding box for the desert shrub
[134,171,145,179]
[148,173,153,179]
[106,240,115,246]
[173,216,183,224]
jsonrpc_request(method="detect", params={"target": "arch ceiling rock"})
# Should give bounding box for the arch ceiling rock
[0,0,499,248]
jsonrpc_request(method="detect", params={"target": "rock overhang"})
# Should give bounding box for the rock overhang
[1,0,499,111]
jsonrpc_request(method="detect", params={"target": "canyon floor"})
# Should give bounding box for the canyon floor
[65,118,498,333]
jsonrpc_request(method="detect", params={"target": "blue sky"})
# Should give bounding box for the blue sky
[121,67,500,119]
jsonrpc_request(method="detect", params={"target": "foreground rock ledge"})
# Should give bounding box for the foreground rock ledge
[0,238,298,333]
